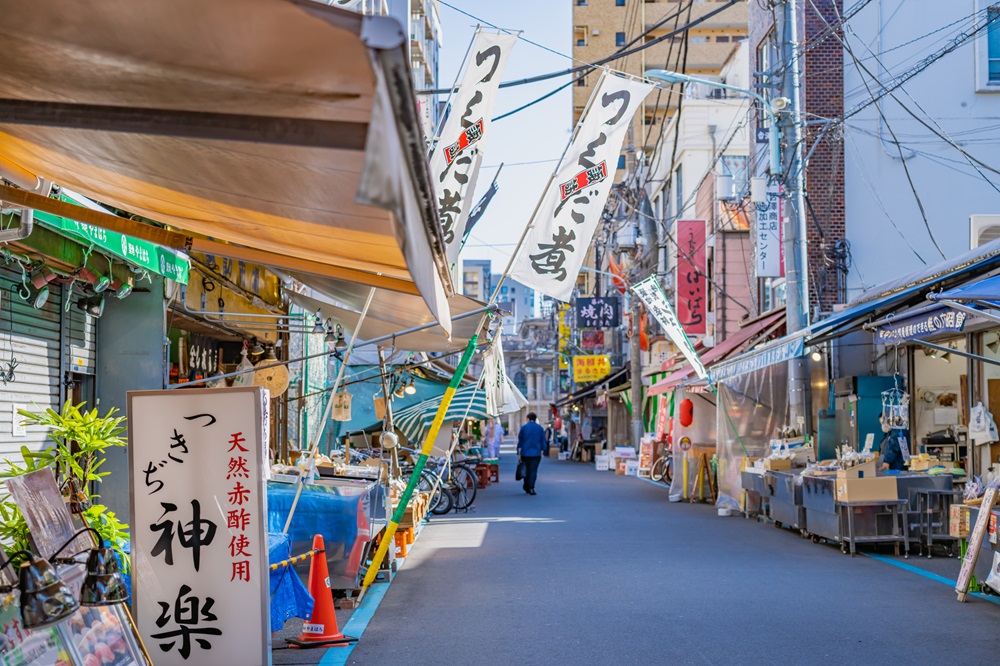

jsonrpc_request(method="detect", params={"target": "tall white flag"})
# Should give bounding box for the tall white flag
[430,31,517,264]
[510,72,654,301]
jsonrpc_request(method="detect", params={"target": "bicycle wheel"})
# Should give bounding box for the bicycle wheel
[662,457,672,484]
[650,457,667,482]
[430,486,454,515]
[450,464,478,510]
[417,470,445,513]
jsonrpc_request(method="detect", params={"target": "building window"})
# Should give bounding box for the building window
[756,29,777,123]
[501,285,507,294]
[577,76,587,87]
[514,371,528,393]
[717,35,730,43]
[989,6,1000,83]
[617,154,626,170]
[575,26,588,47]
[616,0,626,5]
[576,0,587,4]
[616,32,626,47]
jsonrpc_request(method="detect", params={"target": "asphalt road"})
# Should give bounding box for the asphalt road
[347,453,1000,665]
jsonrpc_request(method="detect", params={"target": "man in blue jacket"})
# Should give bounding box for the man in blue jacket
[517,412,546,495]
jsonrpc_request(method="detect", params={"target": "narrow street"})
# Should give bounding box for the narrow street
[347,453,1000,664]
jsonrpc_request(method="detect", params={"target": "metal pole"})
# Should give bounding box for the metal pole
[630,285,643,449]
[780,0,812,435]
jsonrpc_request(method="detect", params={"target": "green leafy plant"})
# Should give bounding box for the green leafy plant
[1,401,130,570]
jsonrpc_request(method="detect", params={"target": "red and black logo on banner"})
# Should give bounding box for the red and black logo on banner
[559,161,607,200]
[444,119,485,164]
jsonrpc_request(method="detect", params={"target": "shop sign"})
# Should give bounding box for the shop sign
[711,335,805,383]
[755,182,784,278]
[873,307,967,343]
[678,436,692,451]
[676,220,706,335]
[576,296,620,329]
[572,355,611,382]
[632,275,708,380]
[581,330,605,351]
[128,387,270,665]
[655,395,669,440]
[558,305,571,370]
[35,195,190,284]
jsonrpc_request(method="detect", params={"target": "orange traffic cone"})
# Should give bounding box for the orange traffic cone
[287,535,357,648]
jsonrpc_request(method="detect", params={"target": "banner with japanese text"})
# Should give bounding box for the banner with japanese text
[572,355,611,383]
[676,220,706,335]
[754,182,784,278]
[632,275,708,380]
[511,73,654,300]
[128,387,270,665]
[429,30,517,264]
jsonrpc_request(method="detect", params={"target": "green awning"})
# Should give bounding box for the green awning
[34,192,190,284]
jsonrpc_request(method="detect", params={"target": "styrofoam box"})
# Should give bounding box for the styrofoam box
[595,454,610,471]
[625,460,640,476]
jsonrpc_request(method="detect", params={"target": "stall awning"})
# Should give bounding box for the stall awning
[931,273,1000,304]
[0,0,455,331]
[392,385,488,444]
[710,333,807,384]
[648,311,784,396]
[554,368,628,408]
[286,276,486,353]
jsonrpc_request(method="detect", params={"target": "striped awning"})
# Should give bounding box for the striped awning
[392,385,488,444]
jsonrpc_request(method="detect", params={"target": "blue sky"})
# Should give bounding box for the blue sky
[437,0,572,274]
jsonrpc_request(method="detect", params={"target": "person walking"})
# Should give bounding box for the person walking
[517,412,546,495]
[485,418,504,460]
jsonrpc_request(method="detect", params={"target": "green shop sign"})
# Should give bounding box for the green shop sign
[34,199,190,285]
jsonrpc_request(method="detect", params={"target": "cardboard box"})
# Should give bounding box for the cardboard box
[762,457,793,470]
[950,504,971,539]
[595,454,610,471]
[835,476,898,502]
[558,452,570,461]
[837,458,877,480]
[615,458,627,475]
[625,460,640,476]
[548,447,560,458]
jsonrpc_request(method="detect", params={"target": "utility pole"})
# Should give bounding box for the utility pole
[778,0,811,433]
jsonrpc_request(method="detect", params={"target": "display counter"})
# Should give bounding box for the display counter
[768,469,807,532]
[267,476,388,589]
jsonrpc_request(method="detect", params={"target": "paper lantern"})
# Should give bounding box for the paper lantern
[679,398,694,427]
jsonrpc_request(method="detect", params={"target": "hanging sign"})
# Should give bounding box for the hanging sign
[511,73,654,301]
[754,182,784,278]
[128,387,270,665]
[429,30,517,264]
[572,355,612,383]
[632,275,708,380]
[581,330,605,351]
[576,296,620,328]
[655,395,669,440]
[873,307,967,343]
[676,220,707,335]
[710,335,805,383]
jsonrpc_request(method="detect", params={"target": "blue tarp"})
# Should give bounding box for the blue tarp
[932,272,1000,304]
[268,532,313,632]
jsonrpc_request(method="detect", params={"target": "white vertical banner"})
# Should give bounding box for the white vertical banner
[430,30,517,264]
[632,275,708,380]
[754,182,785,278]
[510,72,654,301]
[128,387,270,665]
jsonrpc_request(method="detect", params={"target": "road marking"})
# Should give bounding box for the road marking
[864,552,1000,606]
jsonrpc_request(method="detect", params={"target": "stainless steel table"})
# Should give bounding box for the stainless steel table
[838,499,910,558]
[914,488,963,558]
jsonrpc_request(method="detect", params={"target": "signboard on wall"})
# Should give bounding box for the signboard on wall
[558,305,571,370]
[755,182,784,278]
[128,387,270,665]
[581,330,605,351]
[575,296,620,329]
[572,355,611,383]
[873,307,967,343]
[675,220,706,335]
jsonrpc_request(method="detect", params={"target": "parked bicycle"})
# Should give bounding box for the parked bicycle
[650,452,673,485]
[399,448,478,515]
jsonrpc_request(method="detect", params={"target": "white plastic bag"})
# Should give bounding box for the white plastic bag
[986,552,1000,593]
[231,349,255,387]
[331,390,352,421]
[969,401,999,445]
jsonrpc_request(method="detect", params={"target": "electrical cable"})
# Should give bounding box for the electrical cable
[423,0,742,95]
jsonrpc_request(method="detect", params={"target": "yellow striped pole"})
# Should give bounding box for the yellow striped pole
[362,335,479,588]
[270,549,319,571]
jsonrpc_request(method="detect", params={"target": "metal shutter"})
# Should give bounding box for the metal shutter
[0,267,63,457]
[68,304,97,375]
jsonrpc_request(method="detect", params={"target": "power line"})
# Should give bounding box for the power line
[423,0,743,95]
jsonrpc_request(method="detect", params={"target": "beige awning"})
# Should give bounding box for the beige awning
[0,0,455,331]
[286,274,487,353]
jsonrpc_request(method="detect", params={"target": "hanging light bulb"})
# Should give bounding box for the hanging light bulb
[392,376,406,399]
[76,294,105,318]
[112,279,133,299]
[324,320,338,345]
[250,339,265,356]
[313,312,326,334]
[404,376,416,395]
[78,267,111,293]
[335,323,347,350]
[19,266,57,309]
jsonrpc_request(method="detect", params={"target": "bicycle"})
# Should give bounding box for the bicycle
[650,453,673,485]
[397,448,478,515]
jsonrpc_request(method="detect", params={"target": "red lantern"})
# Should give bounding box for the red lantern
[553,416,563,431]
[679,398,694,428]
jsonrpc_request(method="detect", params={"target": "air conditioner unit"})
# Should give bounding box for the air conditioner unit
[592,29,600,36]
[970,215,1000,249]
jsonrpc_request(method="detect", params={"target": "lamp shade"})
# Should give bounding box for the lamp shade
[18,557,79,629]
[79,547,129,606]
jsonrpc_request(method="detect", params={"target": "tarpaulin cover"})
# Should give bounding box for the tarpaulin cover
[267,532,313,632]
[393,384,489,444]
[0,0,456,330]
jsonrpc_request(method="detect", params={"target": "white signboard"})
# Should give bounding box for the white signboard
[632,275,708,380]
[128,387,270,665]
[429,30,517,264]
[755,182,784,278]
[511,72,654,301]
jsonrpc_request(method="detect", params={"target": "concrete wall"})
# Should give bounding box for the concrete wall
[96,276,166,522]
[843,0,1000,300]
